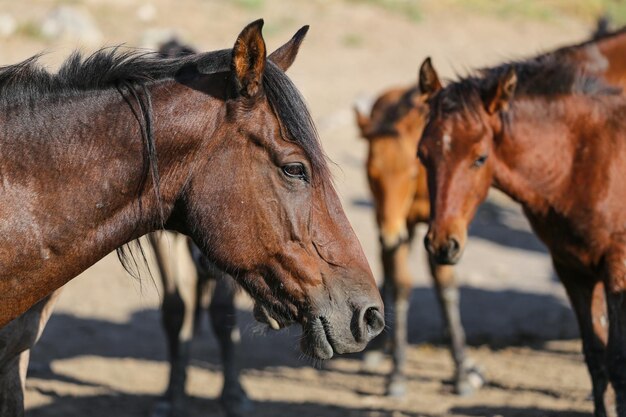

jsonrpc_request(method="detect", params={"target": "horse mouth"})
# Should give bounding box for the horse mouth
[433,252,461,265]
[300,316,336,360]
[253,303,295,330]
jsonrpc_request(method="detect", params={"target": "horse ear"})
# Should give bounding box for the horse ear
[419,57,442,96]
[268,25,309,72]
[354,107,371,139]
[231,19,267,98]
[486,67,517,114]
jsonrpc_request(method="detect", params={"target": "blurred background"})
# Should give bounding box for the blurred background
[8,0,618,416]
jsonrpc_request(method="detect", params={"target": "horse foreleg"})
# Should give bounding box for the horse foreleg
[602,253,626,417]
[209,275,252,417]
[428,255,484,396]
[556,260,613,417]
[150,233,196,417]
[0,355,23,417]
[0,289,60,417]
[362,260,391,373]
[380,243,412,397]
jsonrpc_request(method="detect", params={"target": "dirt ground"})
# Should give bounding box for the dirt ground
[4,0,605,416]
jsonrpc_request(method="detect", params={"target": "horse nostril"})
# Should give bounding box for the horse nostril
[363,306,385,339]
[447,237,460,258]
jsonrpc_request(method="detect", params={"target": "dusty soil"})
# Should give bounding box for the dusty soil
[5,0,602,415]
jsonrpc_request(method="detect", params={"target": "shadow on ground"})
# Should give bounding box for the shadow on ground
[25,390,588,417]
[26,392,435,417]
[30,307,306,372]
[31,284,578,377]
[449,406,590,417]
[469,200,546,254]
[404,286,577,347]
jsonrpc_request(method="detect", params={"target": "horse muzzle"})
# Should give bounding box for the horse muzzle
[300,297,385,360]
[425,232,464,265]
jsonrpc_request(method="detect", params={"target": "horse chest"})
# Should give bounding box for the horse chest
[523,207,605,270]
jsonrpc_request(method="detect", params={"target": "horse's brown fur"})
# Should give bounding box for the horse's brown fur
[0,20,384,364]
[357,27,626,398]
[419,34,626,417]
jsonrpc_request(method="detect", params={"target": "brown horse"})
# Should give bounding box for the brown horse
[355,90,482,396]
[355,26,626,399]
[0,18,384,368]
[418,43,626,417]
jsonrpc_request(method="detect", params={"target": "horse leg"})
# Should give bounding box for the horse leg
[209,274,252,417]
[381,242,412,397]
[0,289,61,417]
[428,255,484,396]
[555,260,613,417]
[0,355,23,417]
[150,233,197,417]
[362,265,391,372]
[602,253,626,417]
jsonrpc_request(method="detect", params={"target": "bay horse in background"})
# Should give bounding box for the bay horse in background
[0,19,385,416]
[148,231,249,417]
[418,40,626,417]
[0,290,60,416]
[354,24,626,399]
[356,89,483,396]
[148,40,249,417]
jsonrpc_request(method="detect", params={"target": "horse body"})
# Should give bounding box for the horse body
[353,27,626,399]
[0,83,173,320]
[419,48,626,416]
[356,88,481,396]
[491,95,626,261]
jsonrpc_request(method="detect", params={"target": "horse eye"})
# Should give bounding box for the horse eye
[473,154,488,168]
[282,163,307,181]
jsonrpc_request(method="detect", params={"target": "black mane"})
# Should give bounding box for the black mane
[0,48,202,107]
[0,47,327,181]
[366,86,421,137]
[434,54,619,116]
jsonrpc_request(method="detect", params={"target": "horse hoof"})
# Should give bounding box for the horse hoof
[150,400,185,417]
[386,377,407,397]
[455,366,486,396]
[455,379,476,397]
[362,350,384,372]
[221,388,254,417]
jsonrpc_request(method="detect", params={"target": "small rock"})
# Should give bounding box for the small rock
[136,3,156,22]
[40,6,103,46]
[0,14,16,37]
[139,28,180,50]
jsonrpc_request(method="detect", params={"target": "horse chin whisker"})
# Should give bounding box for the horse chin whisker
[266,314,281,330]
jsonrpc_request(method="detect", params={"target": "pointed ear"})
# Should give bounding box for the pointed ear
[231,19,267,98]
[354,106,371,138]
[486,67,517,114]
[268,25,309,72]
[419,57,442,96]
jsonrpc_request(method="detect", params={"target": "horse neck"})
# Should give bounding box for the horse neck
[490,96,603,216]
[594,31,626,87]
[0,80,215,324]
